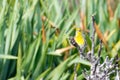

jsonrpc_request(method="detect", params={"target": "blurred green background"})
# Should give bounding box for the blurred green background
[0,0,120,80]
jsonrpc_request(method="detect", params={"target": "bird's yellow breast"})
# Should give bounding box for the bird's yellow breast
[74,31,85,46]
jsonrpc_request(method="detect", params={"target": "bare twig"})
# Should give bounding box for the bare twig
[98,40,102,57]
[82,69,90,80]
[115,64,119,80]
[115,55,120,80]
[74,63,77,80]
[91,15,95,56]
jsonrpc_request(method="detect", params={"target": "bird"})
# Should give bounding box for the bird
[74,28,85,47]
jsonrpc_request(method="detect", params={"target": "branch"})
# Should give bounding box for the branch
[74,63,77,80]
[98,40,102,57]
[91,15,95,56]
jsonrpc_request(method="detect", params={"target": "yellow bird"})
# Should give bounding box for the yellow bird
[74,28,85,46]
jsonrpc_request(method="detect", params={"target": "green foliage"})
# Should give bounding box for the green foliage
[0,0,120,80]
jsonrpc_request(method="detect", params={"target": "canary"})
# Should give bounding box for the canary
[74,28,85,46]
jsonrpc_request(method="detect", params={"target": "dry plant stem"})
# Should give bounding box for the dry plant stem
[115,55,120,80]
[78,47,85,59]
[42,15,60,35]
[91,15,95,56]
[74,63,77,80]
[98,40,102,57]
[115,64,119,80]
[42,15,58,28]
[90,15,97,76]
[91,40,102,75]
